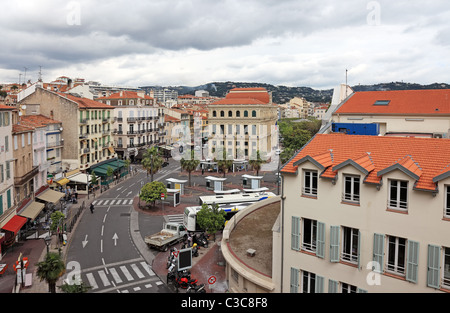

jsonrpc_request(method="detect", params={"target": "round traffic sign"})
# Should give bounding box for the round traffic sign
[208,276,216,285]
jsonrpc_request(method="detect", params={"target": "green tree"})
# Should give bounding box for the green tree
[49,211,65,233]
[139,181,167,208]
[196,203,226,241]
[142,147,164,182]
[59,281,92,293]
[180,150,200,186]
[216,149,233,178]
[106,166,114,185]
[36,252,66,293]
[249,150,264,176]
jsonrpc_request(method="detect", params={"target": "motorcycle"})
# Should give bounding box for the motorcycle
[193,232,209,248]
[166,247,178,269]
[191,243,199,257]
[187,283,206,293]
[167,269,198,289]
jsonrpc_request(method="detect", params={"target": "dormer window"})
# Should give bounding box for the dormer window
[388,179,408,211]
[303,170,318,197]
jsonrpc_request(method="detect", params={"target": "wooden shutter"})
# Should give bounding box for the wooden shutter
[373,233,385,273]
[330,226,340,262]
[427,244,441,289]
[315,275,324,293]
[328,279,338,293]
[290,267,299,293]
[406,240,419,283]
[291,216,300,251]
[316,221,325,258]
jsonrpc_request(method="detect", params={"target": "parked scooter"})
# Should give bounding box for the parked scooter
[167,269,198,289]
[193,232,209,248]
[191,243,199,257]
[166,247,178,269]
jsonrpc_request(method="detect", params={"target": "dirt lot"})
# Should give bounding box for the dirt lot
[228,201,280,276]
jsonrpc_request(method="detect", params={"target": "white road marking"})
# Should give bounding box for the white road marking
[98,270,111,287]
[86,273,98,290]
[131,263,145,279]
[109,268,123,284]
[120,265,134,281]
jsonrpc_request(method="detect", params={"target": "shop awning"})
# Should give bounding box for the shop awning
[19,201,45,221]
[108,146,115,154]
[91,167,108,176]
[36,189,65,203]
[1,215,27,234]
[56,178,70,186]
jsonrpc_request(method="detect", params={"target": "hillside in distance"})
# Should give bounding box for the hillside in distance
[141,81,450,104]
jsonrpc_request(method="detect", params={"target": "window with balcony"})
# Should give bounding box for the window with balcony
[386,235,406,276]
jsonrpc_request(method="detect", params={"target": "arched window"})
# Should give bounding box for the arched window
[252,110,256,117]
[213,110,217,117]
[220,111,225,117]
[228,110,233,117]
[244,110,248,117]
[236,111,240,117]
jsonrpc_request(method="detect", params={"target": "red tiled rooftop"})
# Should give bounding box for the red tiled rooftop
[282,133,450,191]
[20,114,61,127]
[335,89,450,115]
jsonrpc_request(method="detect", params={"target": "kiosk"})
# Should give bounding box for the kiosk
[205,176,227,192]
[166,178,187,195]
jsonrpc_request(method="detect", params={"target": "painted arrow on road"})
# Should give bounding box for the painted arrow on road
[112,233,118,246]
[82,235,88,248]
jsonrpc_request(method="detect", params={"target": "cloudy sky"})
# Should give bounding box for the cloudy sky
[1,0,450,89]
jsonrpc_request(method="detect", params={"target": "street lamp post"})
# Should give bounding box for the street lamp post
[44,235,51,254]
[276,149,281,195]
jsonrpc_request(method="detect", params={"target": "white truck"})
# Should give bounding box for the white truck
[145,222,188,251]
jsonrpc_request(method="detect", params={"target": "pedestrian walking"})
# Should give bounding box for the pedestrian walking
[90,203,94,213]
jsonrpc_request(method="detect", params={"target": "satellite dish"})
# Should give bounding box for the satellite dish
[21,105,26,110]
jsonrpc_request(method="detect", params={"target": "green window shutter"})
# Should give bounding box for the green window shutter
[427,244,441,289]
[373,233,385,273]
[291,216,300,251]
[330,225,340,262]
[0,195,3,215]
[290,267,299,293]
[406,240,419,283]
[328,279,338,293]
[316,221,325,258]
[6,189,11,209]
[315,275,324,293]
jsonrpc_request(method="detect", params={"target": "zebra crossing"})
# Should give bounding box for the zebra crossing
[91,198,134,207]
[80,258,164,293]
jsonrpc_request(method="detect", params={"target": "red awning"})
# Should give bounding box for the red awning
[1,215,27,235]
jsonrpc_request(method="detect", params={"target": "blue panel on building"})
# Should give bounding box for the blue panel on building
[332,123,379,136]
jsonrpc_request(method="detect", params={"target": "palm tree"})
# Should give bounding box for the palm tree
[216,149,233,178]
[180,150,200,186]
[36,252,66,293]
[142,146,164,182]
[249,150,264,176]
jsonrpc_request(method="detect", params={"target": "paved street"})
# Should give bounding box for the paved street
[0,158,279,293]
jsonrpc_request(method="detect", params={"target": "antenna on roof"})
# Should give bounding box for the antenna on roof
[38,66,43,82]
[345,69,348,98]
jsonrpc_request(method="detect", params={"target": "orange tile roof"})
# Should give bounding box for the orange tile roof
[226,87,271,104]
[58,93,113,109]
[20,114,62,127]
[96,91,153,100]
[211,98,266,105]
[12,123,34,133]
[0,104,14,110]
[281,133,450,191]
[335,89,450,115]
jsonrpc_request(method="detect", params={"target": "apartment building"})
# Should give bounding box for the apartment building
[19,87,115,172]
[332,89,450,138]
[0,105,16,235]
[280,133,450,293]
[96,91,160,160]
[207,87,278,160]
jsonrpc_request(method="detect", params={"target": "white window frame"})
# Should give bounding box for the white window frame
[341,226,359,264]
[443,246,450,289]
[445,185,450,218]
[343,175,360,203]
[341,282,357,293]
[303,169,318,196]
[301,270,316,293]
[388,179,408,211]
[386,235,406,276]
[301,218,317,253]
